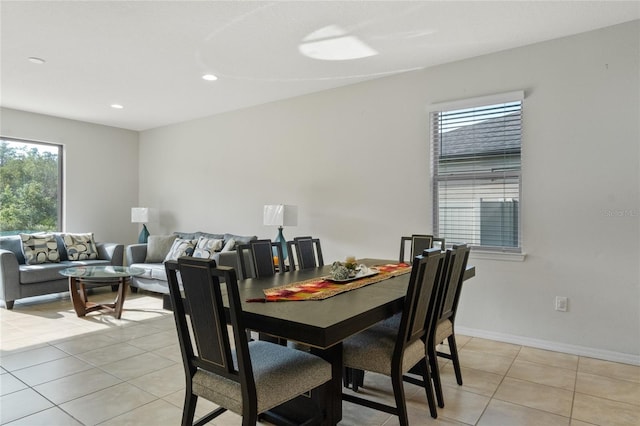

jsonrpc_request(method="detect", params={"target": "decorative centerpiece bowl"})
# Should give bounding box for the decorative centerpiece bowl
[330,256,362,280]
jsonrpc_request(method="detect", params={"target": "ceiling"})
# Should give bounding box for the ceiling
[1,1,638,131]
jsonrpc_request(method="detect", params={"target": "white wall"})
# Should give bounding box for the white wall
[1,107,140,245]
[140,21,639,362]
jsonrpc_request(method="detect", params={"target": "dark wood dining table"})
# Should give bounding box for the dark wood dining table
[234,258,476,425]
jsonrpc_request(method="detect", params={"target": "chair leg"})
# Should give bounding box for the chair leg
[182,391,197,426]
[429,342,445,408]
[352,369,364,392]
[242,412,258,426]
[448,334,463,385]
[356,368,364,387]
[418,358,438,419]
[391,369,409,426]
[343,367,352,388]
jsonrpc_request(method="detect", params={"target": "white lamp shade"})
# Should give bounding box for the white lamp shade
[131,207,150,223]
[263,205,298,227]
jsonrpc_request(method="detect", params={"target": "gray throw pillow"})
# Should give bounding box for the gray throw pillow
[145,235,177,263]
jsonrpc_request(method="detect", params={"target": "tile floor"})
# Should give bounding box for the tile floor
[1,289,639,425]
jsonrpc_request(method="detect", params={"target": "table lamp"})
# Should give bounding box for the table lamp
[263,204,298,261]
[131,207,150,243]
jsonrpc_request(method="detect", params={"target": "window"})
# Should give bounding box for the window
[0,138,62,235]
[431,91,523,252]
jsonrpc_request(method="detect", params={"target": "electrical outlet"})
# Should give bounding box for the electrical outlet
[555,296,568,312]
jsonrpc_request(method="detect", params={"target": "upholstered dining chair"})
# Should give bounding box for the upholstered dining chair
[287,236,324,270]
[341,248,446,422]
[399,234,434,263]
[357,245,471,408]
[236,239,284,280]
[165,257,331,426]
[428,244,470,408]
[432,237,446,251]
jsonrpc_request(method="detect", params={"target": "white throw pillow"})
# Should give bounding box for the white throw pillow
[164,238,197,262]
[192,236,224,259]
[221,238,236,252]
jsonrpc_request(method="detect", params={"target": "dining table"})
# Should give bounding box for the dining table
[233,258,476,425]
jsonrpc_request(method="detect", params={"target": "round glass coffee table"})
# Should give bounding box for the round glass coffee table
[60,266,145,319]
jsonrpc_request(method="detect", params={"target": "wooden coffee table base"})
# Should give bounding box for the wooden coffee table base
[68,277,128,319]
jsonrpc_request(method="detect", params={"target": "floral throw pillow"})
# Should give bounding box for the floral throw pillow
[63,233,98,261]
[192,236,224,259]
[20,233,60,265]
[164,238,197,262]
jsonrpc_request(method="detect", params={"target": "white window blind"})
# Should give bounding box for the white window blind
[431,93,523,252]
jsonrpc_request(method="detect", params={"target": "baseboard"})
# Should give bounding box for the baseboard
[455,326,640,366]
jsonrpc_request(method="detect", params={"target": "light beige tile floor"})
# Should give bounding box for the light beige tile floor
[1,289,639,425]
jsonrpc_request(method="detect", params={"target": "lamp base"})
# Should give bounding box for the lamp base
[274,226,288,261]
[138,224,150,244]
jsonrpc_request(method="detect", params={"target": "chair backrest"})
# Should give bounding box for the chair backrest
[436,244,470,324]
[395,248,446,355]
[236,239,284,279]
[432,237,446,251]
[399,234,434,263]
[287,236,324,270]
[165,257,256,392]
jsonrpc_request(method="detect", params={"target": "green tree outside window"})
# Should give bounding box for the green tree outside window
[0,140,61,235]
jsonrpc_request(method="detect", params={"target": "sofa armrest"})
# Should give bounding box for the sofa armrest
[0,249,20,308]
[217,251,238,270]
[126,244,148,265]
[96,243,124,266]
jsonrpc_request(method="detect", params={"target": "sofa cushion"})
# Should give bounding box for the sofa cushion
[19,259,110,284]
[192,236,224,259]
[174,231,199,240]
[164,238,197,261]
[20,233,60,265]
[0,235,26,264]
[224,233,257,246]
[130,263,168,281]
[145,235,177,263]
[198,232,225,240]
[63,233,98,261]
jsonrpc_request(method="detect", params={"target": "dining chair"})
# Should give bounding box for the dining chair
[399,234,434,263]
[341,248,446,422]
[432,237,446,251]
[236,239,284,280]
[165,257,331,426]
[428,244,470,408]
[287,236,324,270]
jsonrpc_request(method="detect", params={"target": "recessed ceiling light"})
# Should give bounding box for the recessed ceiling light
[110,104,124,109]
[202,74,218,81]
[28,57,46,64]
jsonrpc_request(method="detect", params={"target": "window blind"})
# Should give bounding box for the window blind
[431,95,523,252]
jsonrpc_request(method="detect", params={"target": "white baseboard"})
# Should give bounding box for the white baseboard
[455,326,640,366]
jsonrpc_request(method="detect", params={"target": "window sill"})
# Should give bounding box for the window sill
[469,250,526,262]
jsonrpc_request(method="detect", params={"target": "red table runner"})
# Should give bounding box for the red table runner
[247,263,411,302]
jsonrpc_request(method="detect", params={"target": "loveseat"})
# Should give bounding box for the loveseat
[125,231,257,296]
[0,233,124,309]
